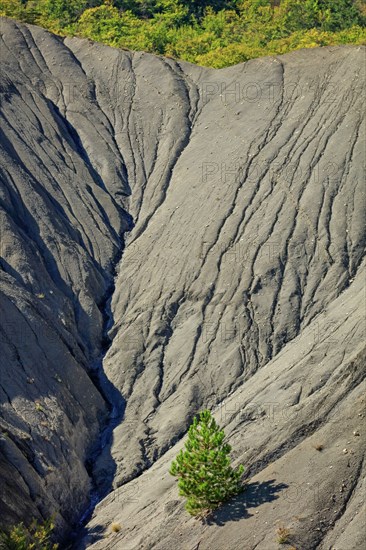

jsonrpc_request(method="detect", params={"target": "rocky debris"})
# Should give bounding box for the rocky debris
[0,17,365,549]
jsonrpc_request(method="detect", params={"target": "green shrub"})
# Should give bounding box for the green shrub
[0,518,58,550]
[170,409,244,516]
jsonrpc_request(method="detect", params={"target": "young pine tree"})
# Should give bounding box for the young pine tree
[170,409,244,516]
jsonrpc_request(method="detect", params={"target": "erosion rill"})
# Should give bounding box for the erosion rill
[74,238,130,531]
[0,17,365,550]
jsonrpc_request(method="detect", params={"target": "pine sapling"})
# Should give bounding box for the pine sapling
[170,409,244,516]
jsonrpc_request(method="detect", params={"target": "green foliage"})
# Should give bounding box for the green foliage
[170,409,244,516]
[278,0,364,32]
[0,0,27,21]
[196,24,366,67]
[179,0,240,20]
[0,518,58,550]
[74,4,140,45]
[0,0,365,65]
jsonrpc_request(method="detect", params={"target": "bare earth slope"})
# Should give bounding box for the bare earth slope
[0,17,365,549]
[80,263,366,549]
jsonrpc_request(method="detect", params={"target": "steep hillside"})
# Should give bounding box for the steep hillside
[0,17,364,548]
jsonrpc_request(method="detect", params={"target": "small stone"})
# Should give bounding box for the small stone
[353,431,360,436]
[342,448,348,454]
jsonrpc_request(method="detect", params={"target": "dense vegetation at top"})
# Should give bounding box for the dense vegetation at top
[0,1,365,67]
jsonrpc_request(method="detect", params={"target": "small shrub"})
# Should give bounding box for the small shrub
[110,522,122,533]
[276,524,291,544]
[35,401,45,413]
[313,443,324,451]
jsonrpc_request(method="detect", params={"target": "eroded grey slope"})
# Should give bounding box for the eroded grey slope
[0,20,128,531]
[0,17,198,533]
[79,261,366,549]
[100,44,365,487]
[0,17,365,548]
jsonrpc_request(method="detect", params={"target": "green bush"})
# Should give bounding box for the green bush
[170,409,244,516]
[0,518,58,550]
